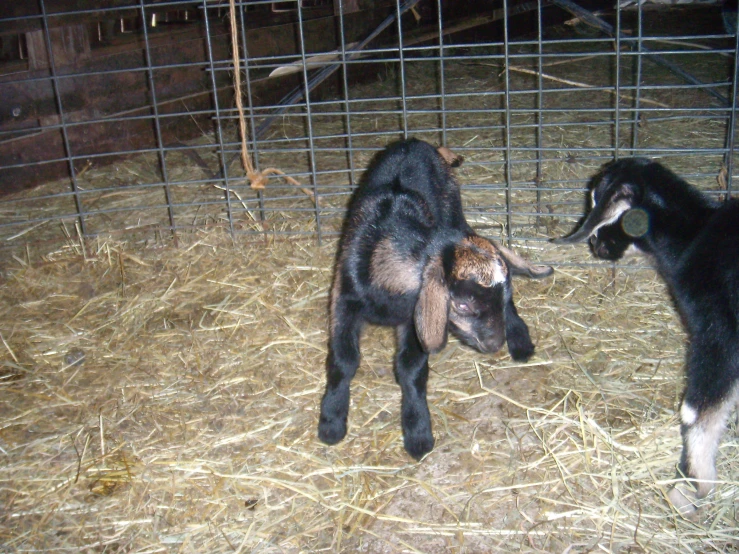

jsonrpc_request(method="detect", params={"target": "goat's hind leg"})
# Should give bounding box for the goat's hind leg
[318,302,363,446]
[668,355,738,515]
[395,323,435,460]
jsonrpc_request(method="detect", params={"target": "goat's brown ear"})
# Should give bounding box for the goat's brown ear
[490,239,554,279]
[414,256,450,353]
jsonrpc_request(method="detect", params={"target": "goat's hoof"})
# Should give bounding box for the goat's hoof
[317,418,347,445]
[404,431,435,460]
[667,485,701,518]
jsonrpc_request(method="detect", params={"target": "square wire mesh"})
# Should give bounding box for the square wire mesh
[0,0,737,259]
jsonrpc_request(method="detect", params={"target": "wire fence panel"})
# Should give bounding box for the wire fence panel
[0,0,737,257]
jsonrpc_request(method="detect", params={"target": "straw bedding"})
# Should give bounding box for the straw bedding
[1,16,738,552]
[1,230,737,553]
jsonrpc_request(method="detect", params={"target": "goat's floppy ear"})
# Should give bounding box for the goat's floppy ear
[414,256,450,353]
[554,180,638,245]
[491,240,554,279]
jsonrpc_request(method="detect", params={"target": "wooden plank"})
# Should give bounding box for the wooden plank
[0,89,228,195]
[25,24,92,70]
[0,1,154,35]
[0,3,394,127]
[0,73,310,194]
[0,5,395,194]
[0,0,388,35]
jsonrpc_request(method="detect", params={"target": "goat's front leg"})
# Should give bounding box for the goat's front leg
[318,301,363,446]
[395,323,434,460]
[668,343,738,515]
[504,297,535,361]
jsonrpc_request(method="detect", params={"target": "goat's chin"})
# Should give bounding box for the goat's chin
[593,247,625,261]
[593,241,644,261]
[622,243,643,258]
[477,341,504,355]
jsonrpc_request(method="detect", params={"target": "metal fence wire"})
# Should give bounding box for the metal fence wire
[0,0,737,256]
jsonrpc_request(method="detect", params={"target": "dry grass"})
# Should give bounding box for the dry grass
[1,14,738,552]
[0,231,737,553]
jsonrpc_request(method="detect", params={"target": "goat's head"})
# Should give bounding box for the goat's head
[553,158,653,260]
[415,236,553,354]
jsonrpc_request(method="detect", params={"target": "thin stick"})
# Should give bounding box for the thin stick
[0,332,19,364]
[507,65,670,108]
[543,54,599,67]
[549,0,728,105]
[99,413,105,457]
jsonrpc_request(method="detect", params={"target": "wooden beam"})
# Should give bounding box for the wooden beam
[0,0,390,35]
[0,4,395,194]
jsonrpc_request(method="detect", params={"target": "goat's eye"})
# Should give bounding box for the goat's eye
[452,301,474,315]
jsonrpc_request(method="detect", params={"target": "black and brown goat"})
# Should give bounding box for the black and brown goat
[555,157,739,515]
[318,139,553,460]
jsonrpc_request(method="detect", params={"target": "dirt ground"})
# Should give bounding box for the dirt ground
[1,230,736,553]
[1,7,737,552]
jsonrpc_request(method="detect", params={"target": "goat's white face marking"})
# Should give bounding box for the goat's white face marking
[587,198,632,238]
[491,260,507,286]
[680,401,698,426]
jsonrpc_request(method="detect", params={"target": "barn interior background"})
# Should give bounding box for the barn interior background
[1,1,738,552]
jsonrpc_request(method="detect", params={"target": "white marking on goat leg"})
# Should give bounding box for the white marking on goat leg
[685,396,737,497]
[590,188,597,208]
[670,395,737,514]
[680,401,697,426]
[686,424,720,489]
[681,419,720,499]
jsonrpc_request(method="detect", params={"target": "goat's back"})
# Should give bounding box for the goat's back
[335,139,469,320]
[348,139,468,232]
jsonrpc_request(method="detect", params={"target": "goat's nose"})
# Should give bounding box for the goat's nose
[483,334,505,353]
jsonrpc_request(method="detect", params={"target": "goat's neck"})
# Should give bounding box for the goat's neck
[640,194,715,281]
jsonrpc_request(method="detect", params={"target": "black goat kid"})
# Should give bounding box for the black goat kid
[555,157,739,514]
[319,139,553,460]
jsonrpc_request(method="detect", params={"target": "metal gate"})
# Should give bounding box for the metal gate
[0,0,737,252]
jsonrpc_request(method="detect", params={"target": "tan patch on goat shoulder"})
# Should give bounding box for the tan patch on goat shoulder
[370,238,420,294]
[452,237,507,286]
